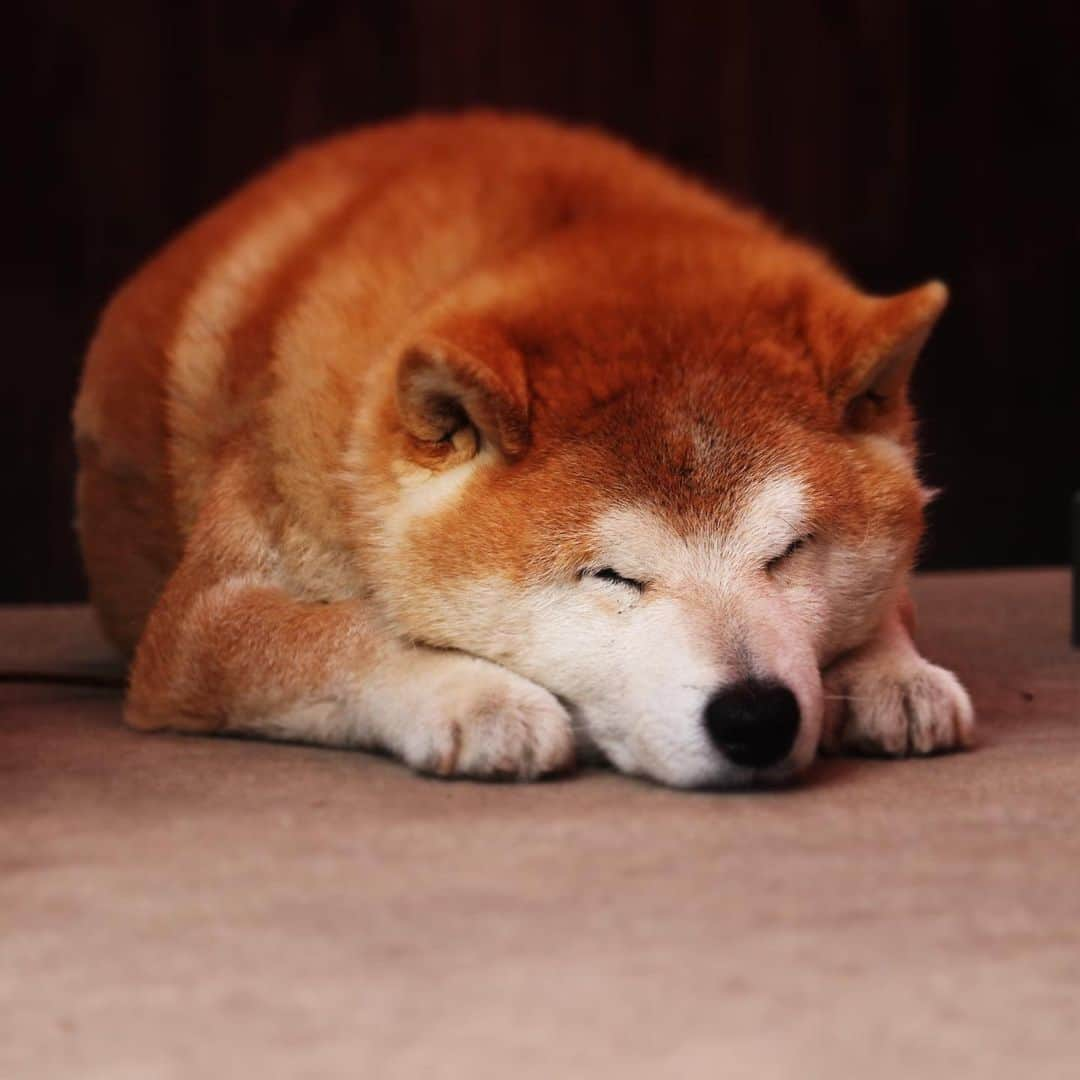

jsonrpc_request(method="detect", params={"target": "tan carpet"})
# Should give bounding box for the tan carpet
[2,570,1078,1079]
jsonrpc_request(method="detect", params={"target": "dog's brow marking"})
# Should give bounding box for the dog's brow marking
[591,506,684,580]
[590,475,809,586]
[732,475,809,554]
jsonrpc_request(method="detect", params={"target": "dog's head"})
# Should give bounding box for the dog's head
[362,231,947,787]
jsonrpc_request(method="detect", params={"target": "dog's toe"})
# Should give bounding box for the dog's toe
[400,660,577,780]
[823,654,975,758]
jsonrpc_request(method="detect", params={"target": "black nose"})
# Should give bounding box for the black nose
[704,680,800,768]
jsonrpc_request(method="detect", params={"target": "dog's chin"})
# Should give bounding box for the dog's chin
[582,734,762,790]
[669,758,817,791]
[654,756,818,791]
[750,755,818,789]
[583,725,820,790]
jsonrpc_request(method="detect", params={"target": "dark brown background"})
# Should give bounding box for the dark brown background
[6,1,1078,602]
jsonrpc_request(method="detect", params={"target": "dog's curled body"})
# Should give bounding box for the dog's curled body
[74,112,974,787]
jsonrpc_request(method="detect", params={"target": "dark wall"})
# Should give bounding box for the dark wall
[7,0,1078,602]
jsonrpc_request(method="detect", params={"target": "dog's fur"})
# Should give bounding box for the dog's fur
[73,112,974,788]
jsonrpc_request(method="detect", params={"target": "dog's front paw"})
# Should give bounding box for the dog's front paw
[389,654,576,781]
[821,651,975,758]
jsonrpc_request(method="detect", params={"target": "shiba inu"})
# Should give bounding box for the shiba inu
[74,112,974,788]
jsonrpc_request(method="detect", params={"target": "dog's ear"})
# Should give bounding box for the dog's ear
[395,328,531,466]
[832,281,948,435]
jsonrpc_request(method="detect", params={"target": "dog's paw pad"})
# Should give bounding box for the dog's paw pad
[822,654,975,758]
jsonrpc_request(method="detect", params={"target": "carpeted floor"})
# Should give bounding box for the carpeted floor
[2,570,1078,1079]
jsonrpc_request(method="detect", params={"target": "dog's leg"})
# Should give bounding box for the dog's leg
[820,586,975,757]
[124,463,575,780]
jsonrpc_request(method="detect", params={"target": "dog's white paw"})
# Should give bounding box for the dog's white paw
[821,651,975,758]
[385,654,576,780]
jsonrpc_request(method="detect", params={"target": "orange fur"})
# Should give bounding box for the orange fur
[74,111,963,781]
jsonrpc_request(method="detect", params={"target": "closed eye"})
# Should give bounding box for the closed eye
[580,566,647,592]
[765,534,813,573]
